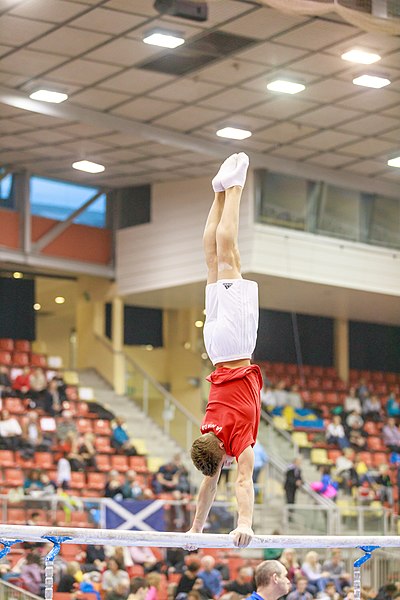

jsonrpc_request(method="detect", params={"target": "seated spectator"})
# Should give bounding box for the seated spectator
[317,581,340,600]
[343,387,361,415]
[198,556,222,599]
[127,547,162,574]
[57,452,72,489]
[386,393,400,418]
[321,549,351,594]
[175,560,201,599]
[260,383,277,410]
[311,467,338,500]
[301,551,330,595]
[348,428,368,451]
[356,481,376,506]
[362,395,382,422]
[0,365,13,397]
[165,548,187,575]
[29,367,47,403]
[214,551,230,585]
[382,417,400,453]
[12,366,31,399]
[21,411,52,456]
[39,473,57,496]
[191,578,212,600]
[153,458,182,494]
[0,409,23,450]
[353,453,371,486]
[102,558,130,600]
[121,470,144,500]
[335,448,357,494]
[85,545,107,572]
[345,411,364,430]
[146,572,162,600]
[111,417,137,455]
[286,576,313,600]
[279,548,302,586]
[287,385,303,409]
[326,415,349,449]
[129,577,150,600]
[105,470,123,499]
[20,551,44,596]
[78,432,97,469]
[223,566,254,596]
[23,469,45,496]
[374,464,393,506]
[57,410,78,449]
[41,377,66,415]
[356,379,370,404]
[58,560,84,593]
[274,380,289,407]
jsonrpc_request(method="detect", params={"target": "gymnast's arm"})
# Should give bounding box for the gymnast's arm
[230,445,255,548]
[187,468,221,534]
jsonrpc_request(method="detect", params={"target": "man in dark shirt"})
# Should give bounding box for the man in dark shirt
[224,566,254,596]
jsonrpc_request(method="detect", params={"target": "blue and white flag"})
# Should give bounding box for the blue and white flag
[102,499,165,532]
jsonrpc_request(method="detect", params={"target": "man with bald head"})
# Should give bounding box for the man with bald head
[248,561,291,600]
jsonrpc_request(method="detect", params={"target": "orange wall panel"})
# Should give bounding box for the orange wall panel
[0,209,20,249]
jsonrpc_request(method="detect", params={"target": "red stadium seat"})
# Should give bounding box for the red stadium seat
[12,352,29,367]
[14,340,30,352]
[363,422,379,436]
[4,469,24,487]
[35,452,54,470]
[4,397,25,414]
[368,436,386,452]
[76,418,93,434]
[70,472,86,489]
[7,508,26,525]
[129,456,148,473]
[371,371,384,382]
[70,511,90,527]
[31,353,47,368]
[321,379,334,391]
[324,367,337,378]
[374,383,388,395]
[357,452,373,468]
[372,452,388,467]
[385,373,397,384]
[0,339,14,351]
[111,455,129,473]
[95,437,113,454]
[312,367,324,378]
[0,450,15,468]
[286,364,298,376]
[310,391,324,403]
[325,392,338,405]
[0,351,12,365]
[87,472,106,491]
[76,402,89,417]
[308,378,321,390]
[93,419,112,436]
[327,449,342,462]
[271,363,286,375]
[96,454,111,472]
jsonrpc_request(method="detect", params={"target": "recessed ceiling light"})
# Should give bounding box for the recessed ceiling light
[388,156,400,168]
[267,80,305,94]
[195,320,204,328]
[143,31,185,49]
[341,49,381,65]
[353,74,390,89]
[72,160,105,174]
[33,303,41,311]
[12,272,23,279]
[29,89,68,103]
[216,127,252,140]
[145,345,154,351]
[55,296,65,304]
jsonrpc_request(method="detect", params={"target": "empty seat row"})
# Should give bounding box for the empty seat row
[0,351,47,368]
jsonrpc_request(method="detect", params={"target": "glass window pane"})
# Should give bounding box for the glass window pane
[0,173,13,208]
[256,171,307,230]
[369,195,400,249]
[317,184,360,241]
[30,176,106,228]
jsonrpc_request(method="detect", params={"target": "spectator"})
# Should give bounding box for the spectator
[348,428,368,452]
[345,411,364,430]
[85,545,107,572]
[326,415,349,449]
[382,417,400,453]
[128,547,162,574]
[26,511,42,525]
[57,452,72,489]
[175,560,201,598]
[21,411,51,455]
[317,581,340,600]
[356,481,375,506]
[287,385,303,409]
[321,549,351,594]
[129,577,150,600]
[353,453,371,485]
[253,441,269,491]
[356,379,370,404]
[78,433,97,469]
[39,473,57,496]
[214,551,230,584]
[58,560,84,592]
[23,469,45,496]
[279,549,302,586]
[102,557,130,600]
[374,464,393,506]
[286,576,313,600]
[57,410,78,448]
[386,393,400,418]
[12,366,31,398]
[0,365,12,397]
[29,367,47,403]
[260,383,277,410]
[311,466,338,500]
[301,551,329,595]
[146,572,162,600]
[362,395,382,422]
[104,470,123,499]
[20,552,44,596]
[154,455,190,495]
[335,449,357,494]
[198,556,222,599]
[111,417,137,455]
[171,454,191,494]
[42,377,66,415]
[0,409,23,450]
[284,457,303,510]
[274,380,288,407]
[223,566,254,596]
[165,548,186,575]
[188,582,210,600]
[249,560,291,600]
[121,470,144,500]
[344,388,361,415]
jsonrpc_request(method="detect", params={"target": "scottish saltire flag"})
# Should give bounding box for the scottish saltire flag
[102,499,165,532]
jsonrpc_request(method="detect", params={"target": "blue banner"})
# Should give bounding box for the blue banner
[102,499,165,532]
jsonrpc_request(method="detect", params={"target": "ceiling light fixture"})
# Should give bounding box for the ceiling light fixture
[55,296,65,304]
[29,89,68,103]
[267,80,305,94]
[194,320,204,328]
[72,160,105,173]
[143,31,185,49]
[341,49,381,64]
[216,127,252,140]
[388,156,400,168]
[12,272,23,279]
[352,74,391,88]
[33,303,41,311]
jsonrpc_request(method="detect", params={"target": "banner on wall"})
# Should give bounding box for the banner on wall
[102,499,165,531]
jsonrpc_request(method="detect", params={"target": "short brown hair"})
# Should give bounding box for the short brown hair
[191,433,224,477]
[131,577,149,594]
[255,560,283,588]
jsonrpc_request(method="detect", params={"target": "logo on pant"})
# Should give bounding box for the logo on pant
[223,283,233,289]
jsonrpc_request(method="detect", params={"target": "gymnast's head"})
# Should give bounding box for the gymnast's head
[191,432,225,477]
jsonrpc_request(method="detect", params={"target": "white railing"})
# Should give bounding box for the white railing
[0,579,42,600]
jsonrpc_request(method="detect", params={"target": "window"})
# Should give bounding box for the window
[316,184,361,241]
[30,176,106,228]
[369,195,400,249]
[0,173,14,209]
[255,171,308,230]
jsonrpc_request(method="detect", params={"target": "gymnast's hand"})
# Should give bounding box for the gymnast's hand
[182,527,201,551]
[230,526,254,548]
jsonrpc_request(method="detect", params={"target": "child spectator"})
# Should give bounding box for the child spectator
[326,415,349,449]
[111,417,138,455]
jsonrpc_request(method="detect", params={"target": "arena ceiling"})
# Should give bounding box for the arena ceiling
[0,0,400,194]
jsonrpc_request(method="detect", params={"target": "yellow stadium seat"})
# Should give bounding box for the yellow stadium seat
[272,416,290,430]
[310,448,330,465]
[292,431,312,448]
[131,439,148,455]
[336,498,357,518]
[146,456,165,473]
[63,371,80,385]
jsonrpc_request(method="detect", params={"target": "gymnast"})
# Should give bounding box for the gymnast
[188,152,263,548]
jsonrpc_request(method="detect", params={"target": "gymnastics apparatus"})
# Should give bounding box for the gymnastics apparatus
[0,526,398,600]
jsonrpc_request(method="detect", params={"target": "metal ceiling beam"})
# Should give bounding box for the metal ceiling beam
[0,84,399,198]
[32,189,106,253]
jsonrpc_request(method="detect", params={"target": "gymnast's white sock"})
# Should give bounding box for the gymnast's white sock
[221,152,249,190]
[212,153,237,193]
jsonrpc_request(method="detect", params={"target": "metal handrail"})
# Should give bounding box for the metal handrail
[0,578,42,600]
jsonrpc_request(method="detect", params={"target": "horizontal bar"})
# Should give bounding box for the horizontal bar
[0,526,398,549]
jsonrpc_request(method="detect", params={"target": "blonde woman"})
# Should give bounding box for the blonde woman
[279,549,302,586]
[301,551,329,595]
